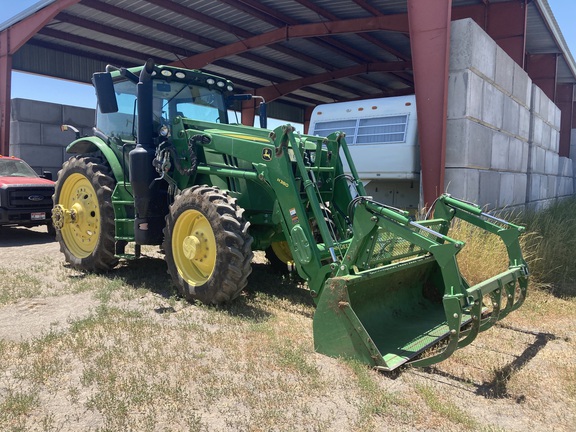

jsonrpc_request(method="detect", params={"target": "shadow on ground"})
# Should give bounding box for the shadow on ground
[422,325,557,400]
[0,225,55,246]
[69,254,313,322]
[246,262,316,311]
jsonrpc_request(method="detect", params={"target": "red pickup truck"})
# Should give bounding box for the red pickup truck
[0,155,55,235]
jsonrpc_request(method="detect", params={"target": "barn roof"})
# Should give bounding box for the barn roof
[2,0,574,119]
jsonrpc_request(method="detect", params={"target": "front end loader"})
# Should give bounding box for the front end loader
[52,60,528,371]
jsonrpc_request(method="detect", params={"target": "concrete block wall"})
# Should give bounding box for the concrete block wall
[446,18,574,211]
[9,98,95,177]
[526,85,572,210]
[446,18,531,210]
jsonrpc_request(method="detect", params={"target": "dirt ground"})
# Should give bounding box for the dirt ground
[0,225,575,431]
[0,227,97,341]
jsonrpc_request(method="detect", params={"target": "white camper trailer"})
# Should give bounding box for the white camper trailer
[309,95,420,209]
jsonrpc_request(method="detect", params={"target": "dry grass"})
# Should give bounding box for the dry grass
[520,198,576,296]
[0,201,575,432]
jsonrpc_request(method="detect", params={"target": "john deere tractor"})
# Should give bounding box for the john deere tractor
[52,60,528,371]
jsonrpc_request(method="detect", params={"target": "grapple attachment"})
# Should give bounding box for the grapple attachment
[313,194,528,371]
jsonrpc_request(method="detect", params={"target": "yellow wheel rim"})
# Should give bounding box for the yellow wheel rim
[58,173,101,258]
[271,241,293,264]
[173,209,217,286]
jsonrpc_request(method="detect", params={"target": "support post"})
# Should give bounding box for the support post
[241,99,255,127]
[0,31,12,156]
[303,106,314,134]
[556,83,575,158]
[407,0,452,208]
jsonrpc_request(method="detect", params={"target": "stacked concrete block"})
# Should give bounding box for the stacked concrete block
[447,18,574,212]
[557,157,574,197]
[9,98,95,177]
[526,85,564,209]
[446,19,532,210]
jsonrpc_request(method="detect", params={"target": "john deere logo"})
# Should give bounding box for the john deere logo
[262,148,272,161]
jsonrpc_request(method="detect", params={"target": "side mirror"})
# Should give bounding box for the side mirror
[41,171,53,181]
[92,72,118,114]
[226,94,268,129]
[259,101,267,129]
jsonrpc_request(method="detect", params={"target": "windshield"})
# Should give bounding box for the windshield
[0,159,39,178]
[97,78,228,141]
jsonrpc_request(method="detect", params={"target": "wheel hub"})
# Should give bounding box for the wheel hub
[183,235,201,259]
[182,229,211,262]
[51,204,76,230]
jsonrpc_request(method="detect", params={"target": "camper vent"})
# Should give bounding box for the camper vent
[312,115,409,145]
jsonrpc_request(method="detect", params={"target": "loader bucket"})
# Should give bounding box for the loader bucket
[312,194,528,371]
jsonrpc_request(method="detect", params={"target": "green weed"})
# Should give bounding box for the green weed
[415,384,478,430]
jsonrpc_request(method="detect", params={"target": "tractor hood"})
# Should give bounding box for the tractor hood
[177,117,320,149]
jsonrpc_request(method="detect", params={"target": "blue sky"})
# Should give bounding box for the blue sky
[1,0,575,110]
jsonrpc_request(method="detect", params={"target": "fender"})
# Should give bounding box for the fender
[66,137,124,182]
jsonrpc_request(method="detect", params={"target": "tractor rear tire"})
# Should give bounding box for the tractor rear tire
[164,185,253,305]
[53,154,118,272]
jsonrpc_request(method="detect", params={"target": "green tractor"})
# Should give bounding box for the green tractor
[52,60,528,371]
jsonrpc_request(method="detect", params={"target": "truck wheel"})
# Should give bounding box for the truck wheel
[164,185,253,304]
[53,155,118,272]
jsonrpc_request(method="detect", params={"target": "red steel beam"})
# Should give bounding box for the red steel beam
[0,31,12,156]
[293,0,405,63]
[177,15,409,70]
[2,0,80,55]
[573,101,576,137]
[0,0,80,155]
[526,53,558,101]
[255,62,411,102]
[556,83,574,158]
[219,0,399,69]
[303,106,315,134]
[407,0,452,208]
[146,0,367,93]
[212,0,408,92]
[241,100,256,127]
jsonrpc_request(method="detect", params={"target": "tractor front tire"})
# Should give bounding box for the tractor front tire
[164,185,253,305]
[53,154,118,272]
[265,241,293,274]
